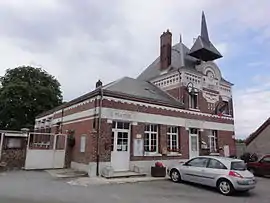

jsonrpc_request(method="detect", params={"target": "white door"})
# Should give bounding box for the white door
[111,129,130,171]
[189,129,199,159]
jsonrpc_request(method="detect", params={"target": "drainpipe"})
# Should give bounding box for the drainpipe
[96,87,103,176]
[177,69,182,102]
[60,109,64,134]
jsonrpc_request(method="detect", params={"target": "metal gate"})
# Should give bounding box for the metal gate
[24,132,67,170]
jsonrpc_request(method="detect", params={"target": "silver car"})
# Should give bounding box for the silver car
[167,156,256,195]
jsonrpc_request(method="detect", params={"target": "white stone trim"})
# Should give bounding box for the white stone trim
[103,96,233,120]
[52,109,96,124]
[37,97,99,121]
[101,108,234,132]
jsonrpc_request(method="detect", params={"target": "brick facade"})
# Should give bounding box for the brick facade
[166,86,234,117]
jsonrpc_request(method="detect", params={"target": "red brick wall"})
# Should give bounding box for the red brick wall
[164,86,234,118]
[180,127,189,159]
[218,130,236,156]
[102,99,233,124]
[166,87,181,100]
[62,119,93,164]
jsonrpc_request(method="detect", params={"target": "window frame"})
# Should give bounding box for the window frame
[188,93,199,109]
[167,126,179,154]
[80,135,86,153]
[209,130,218,153]
[185,157,209,168]
[144,124,159,155]
[207,158,227,170]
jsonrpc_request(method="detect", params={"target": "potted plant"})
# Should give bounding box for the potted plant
[151,161,166,177]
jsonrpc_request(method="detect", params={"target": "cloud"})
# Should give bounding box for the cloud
[234,77,270,139]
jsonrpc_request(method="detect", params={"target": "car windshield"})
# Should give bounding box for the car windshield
[231,161,246,171]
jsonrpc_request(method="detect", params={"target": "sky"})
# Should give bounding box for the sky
[0,0,269,139]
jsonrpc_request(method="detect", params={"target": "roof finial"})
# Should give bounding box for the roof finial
[179,34,182,43]
[201,11,210,43]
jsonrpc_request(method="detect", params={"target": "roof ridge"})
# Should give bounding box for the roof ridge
[246,117,270,145]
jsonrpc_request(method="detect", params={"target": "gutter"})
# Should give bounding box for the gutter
[96,87,103,176]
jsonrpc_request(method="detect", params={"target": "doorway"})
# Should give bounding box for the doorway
[189,128,199,159]
[111,121,130,171]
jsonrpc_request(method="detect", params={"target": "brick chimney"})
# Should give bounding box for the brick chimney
[160,29,172,70]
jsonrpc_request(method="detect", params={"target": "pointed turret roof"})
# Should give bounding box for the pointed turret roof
[188,11,222,61]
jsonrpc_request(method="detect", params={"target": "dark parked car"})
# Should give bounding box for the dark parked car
[247,155,270,176]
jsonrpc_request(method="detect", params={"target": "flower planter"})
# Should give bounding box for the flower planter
[151,166,166,177]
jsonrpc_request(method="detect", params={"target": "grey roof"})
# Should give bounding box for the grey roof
[103,77,183,107]
[137,42,197,81]
[188,12,222,61]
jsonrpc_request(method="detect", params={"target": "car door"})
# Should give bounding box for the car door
[203,158,228,187]
[258,156,270,175]
[181,157,209,184]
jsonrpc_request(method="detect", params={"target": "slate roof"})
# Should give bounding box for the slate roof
[36,77,183,119]
[188,11,222,61]
[103,77,183,107]
[137,42,198,81]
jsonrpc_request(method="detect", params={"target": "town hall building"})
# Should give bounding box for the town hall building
[34,12,235,176]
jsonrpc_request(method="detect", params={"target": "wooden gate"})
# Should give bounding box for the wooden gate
[24,132,67,170]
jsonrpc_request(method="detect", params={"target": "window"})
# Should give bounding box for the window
[261,157,270,163]
[80,135,86,153]
[231,161,246,171]
[144,124,158,153]
[189,94,198,109]
[208,159,227,169]
[116,132,128,151]
[167,126,179,152]
[186,157,209,167]
[112,121,129,130]
[209,130,218,152]
[222,101,230,115]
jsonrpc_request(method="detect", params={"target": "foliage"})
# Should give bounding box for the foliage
[235,139,246,143]
[0,66,63,130]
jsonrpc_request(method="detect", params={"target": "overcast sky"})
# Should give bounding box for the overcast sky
[0,0,270,139]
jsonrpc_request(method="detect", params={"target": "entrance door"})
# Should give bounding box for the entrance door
[111,122,130,171]
[189,128,199,159]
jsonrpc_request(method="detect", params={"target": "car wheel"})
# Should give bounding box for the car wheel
[217,179,234,196]
[170,169,181,183]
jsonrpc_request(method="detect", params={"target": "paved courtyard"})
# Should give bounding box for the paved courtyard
[0,170,269,203]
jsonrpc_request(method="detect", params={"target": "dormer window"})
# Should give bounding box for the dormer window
[189,94,198,109]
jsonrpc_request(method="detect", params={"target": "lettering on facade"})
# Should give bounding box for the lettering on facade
[111,111,133,120]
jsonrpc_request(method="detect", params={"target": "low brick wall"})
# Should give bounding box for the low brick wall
[0,137,27,171]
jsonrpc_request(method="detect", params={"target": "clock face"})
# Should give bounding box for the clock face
[207,71,214,79]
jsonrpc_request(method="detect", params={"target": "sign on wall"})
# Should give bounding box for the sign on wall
[133,138,143,156]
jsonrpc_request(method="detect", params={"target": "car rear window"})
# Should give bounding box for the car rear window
[231,161,246,171]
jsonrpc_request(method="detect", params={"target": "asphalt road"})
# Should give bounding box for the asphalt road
[0,171,269,203]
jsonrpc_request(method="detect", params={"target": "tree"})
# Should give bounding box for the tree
[0,66,63,130]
